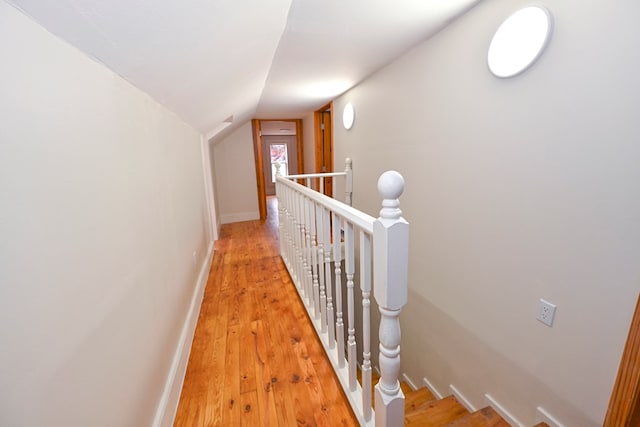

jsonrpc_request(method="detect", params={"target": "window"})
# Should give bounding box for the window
[270,143,288,182]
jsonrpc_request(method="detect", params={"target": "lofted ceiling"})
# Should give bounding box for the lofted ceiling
[5,0,480,139]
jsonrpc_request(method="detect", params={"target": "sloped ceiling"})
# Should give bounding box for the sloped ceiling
[5,0,479,138]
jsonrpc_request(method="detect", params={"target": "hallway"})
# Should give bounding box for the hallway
[174,198,358,426]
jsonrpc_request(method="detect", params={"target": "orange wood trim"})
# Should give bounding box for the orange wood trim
[314,102,333,197]
[325,107,333,188]
[605,293,640,426]
[251,119,267,220]
[295,119,304,174]
[253,118,304,219]
[314,104,329,174]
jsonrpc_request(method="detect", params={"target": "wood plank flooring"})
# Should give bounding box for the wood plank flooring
[174,197,358,427]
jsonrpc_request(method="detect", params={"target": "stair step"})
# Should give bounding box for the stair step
[405,387,437,412]
[405,395,469,426]
[359,369,414,409]
[400,380,414,396]
[443,406,510,427]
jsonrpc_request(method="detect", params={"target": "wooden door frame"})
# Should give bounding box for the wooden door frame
[251,119,304,220]
[605,292,640,426]
[314,102,333,196]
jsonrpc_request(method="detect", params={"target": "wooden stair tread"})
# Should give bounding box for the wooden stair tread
[405,395,469,426]
[405,387,437,412]
[361,369,537,427]
[401,380,414,396]
[443,406,510,427]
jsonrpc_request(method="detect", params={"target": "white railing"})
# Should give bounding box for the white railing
[275,159,408,427]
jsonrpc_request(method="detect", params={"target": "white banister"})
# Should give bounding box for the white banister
[317,203,327,331]
[333,212,346,369]
[345,221,357,391]
[374,171,408,427]
[321,206,334,340]
[360,231,373,421]
[276,161,408,427]
[345,157,353,206]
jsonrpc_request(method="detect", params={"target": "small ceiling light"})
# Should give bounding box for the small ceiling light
[342,102,355,130]
[488,6,552,78]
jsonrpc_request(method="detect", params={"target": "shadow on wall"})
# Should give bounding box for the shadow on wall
[400,289,597,426]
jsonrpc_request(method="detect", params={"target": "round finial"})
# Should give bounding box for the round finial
[377,171,405,200]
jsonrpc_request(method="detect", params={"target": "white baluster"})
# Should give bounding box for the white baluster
[344,221,357,391]
[345,157,353,206]
[295,190,305,292]
[333,213,345,369]
[295,191,305,294]
[373,171,408,427]
[309,199,320,318]
[360,231,373,421]
[323,206,335,347]
[332,175,337,199]
[304,196,314,307]
[279,182,288,267]
[287,186,295,278]
[287,185,294,274]
[316,203,327,332]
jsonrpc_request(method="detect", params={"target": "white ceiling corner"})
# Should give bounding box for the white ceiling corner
[5,0,480,135]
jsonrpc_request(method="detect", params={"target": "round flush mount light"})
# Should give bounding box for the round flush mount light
[488,6,552,78]
[342,103,355,130]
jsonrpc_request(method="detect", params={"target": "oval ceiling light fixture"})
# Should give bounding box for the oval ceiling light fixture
[342,102,355,130]
[488,6,553,78]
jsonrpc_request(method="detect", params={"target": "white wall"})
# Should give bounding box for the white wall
[0,3,213,426]
[302,112,316,174]
[334,0,640,425]
[208,139,222,238]
[212,122,260,223]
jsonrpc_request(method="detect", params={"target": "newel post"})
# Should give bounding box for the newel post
[373,171,408,427]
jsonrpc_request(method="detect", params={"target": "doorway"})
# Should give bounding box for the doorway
[251,119,304,220]
[262,135,298,196]
[314,103,334,197]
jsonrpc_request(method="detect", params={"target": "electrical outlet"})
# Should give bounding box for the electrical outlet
[536,299,556,326]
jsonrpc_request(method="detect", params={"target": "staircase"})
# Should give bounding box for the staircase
[363,371,550,427]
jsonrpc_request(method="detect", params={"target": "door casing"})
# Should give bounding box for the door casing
[251,119,303,220]
[314,102,333,197]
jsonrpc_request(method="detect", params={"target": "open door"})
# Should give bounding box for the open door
[262,135,298,196]
[314,102,333,197]
[251,119,303,220]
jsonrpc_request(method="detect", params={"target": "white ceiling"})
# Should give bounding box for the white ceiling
[5,0,480,138]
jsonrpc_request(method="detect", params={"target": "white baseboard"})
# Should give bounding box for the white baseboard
[450,384,476,412]
[422,376,444,400]
[485,393,524,427]
[220,211,259,224]
[536,406,564,427]
[152,241,215,427]
[401,373,418,391]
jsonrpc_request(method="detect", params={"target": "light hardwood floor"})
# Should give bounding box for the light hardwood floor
[174,197,358,426]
